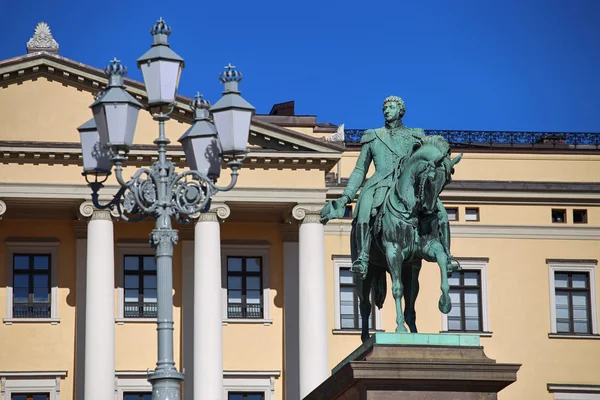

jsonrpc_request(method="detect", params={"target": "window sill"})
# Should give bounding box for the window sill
[548,333,600,340]
[332,329,383,335]
[115,318,157,325]
[3,318,60,325]
[222,319,273,326]
[440,331,493,337]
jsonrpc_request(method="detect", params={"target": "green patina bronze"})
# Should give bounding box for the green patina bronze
[321,96,463,341]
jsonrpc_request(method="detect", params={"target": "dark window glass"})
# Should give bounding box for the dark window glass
[447,270,483,332]
[227,257,263,319]
[124,255,158,318]
[339,267,375,330]
[124,393,152,400]
[12,254,51,318]
[11,394,49,400]
[573,209,588,224]
[555,272,592,334]
[552,209,566,223]
[228,393,265,400]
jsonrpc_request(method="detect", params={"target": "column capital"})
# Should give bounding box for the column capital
[0,199,6,220]
[79,201,118,220]
[292,204,324,224]
[197,202,231,223]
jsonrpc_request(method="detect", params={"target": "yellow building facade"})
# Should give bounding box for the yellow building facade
[0,24,599,400]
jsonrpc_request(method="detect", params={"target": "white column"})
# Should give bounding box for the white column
[292,204,328,398]
[194,203,230,400]
[83,207,115,400]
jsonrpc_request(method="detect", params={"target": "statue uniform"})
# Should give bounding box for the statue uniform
[342,123,426,275]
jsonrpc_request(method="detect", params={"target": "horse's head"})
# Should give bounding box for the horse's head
[414,136,462,214]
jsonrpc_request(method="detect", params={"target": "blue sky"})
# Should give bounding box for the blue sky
[3,0,600,131]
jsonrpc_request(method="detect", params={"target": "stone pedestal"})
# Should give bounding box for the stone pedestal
[304,333,520,400]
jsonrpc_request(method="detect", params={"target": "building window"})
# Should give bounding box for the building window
[221,244,271,324]
[552,209,567,223]
[4,239,60,324]
[447,270,483,331]
[123,393,152,400]
[554,272,592,334]
[339,267,375,330]
[447,207,458,221]
[0,371,66,400]
[123,255,157,318]
[548,260,598,336]
[573,209,588,224]
[228,393,265,400]
[465,207,479,221]
[332,256,382,332]
[227,256,263,319]
[117,243,157,322]
[223,371,278,400]
[442,258,490,334]
[12,254,51,318]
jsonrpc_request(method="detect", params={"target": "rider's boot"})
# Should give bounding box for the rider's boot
[351,222,371,280]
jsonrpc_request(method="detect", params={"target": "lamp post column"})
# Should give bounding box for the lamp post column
[292,204,329,398]
[82,207,115,400]
[194,203,230,400]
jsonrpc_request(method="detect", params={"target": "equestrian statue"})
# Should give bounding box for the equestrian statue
[320,96,463,342]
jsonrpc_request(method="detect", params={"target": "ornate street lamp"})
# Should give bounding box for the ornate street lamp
[78,18,254,400]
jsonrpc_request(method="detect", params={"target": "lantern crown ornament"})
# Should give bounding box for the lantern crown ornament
[90,58,142,151]
[137,17,184,107]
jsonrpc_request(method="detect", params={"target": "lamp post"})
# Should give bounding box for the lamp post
[78,18,254,400]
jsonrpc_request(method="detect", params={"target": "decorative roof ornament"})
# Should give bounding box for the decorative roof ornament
[327,123,345,142]
[27,22,59,54]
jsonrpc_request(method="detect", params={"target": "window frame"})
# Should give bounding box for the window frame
[548,260,598,336]
[221,244,271,325]
[464,207,480,222]
[116,243,157,324]
[115,371,152,400]
[4,239,60,324]
[0,371,66,400]
[223,371,279,400]
[441,258,491,335]
[122,254,158,319]
[446,207,459,222]
[332,256,382,333]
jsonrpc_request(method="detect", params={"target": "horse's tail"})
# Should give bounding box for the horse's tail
[372,266,387,309]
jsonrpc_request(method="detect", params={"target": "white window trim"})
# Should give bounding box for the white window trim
[223,370,280,400]
[548,384,600,399]
[221,244,272,325]
[116,242,157,324]
[441,258,490,334]
[4,239,60,325]
[1,371,67,400]
[332,255,382,333]
[548,260,598,335]
[114,371,152,400]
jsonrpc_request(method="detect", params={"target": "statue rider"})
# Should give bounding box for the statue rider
[321,96,428,279]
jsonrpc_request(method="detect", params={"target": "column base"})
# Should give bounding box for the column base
[304,333,521,400]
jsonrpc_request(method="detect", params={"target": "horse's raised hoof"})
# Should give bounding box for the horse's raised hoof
[438,293,452,314]
[395,324,409,333]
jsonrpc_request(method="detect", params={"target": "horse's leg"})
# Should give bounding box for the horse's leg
[358,266,375,342]
[383,241,407,333]
[402,261,421,333]
[426,241,452,314]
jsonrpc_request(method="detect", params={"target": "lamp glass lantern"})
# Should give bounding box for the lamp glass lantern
[90,59,142,151]
[137,18,184,107]
[209,65,255,159]
[78,117,111,176]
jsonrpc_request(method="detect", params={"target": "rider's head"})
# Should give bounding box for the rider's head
[382,96,406,124]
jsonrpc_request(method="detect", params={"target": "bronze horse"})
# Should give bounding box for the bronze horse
[353,136,462,342]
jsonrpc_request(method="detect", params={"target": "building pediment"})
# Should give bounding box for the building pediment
[0,51,344,156]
